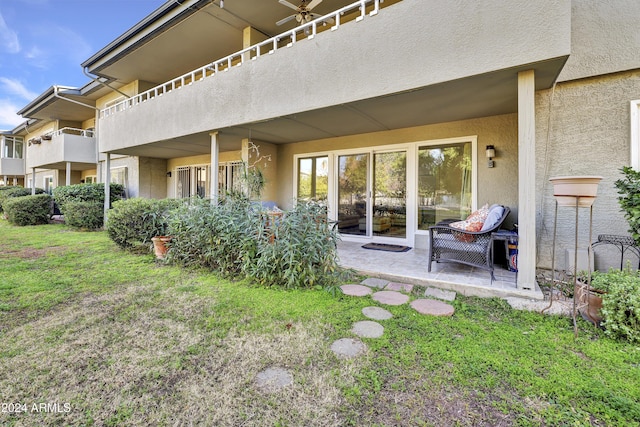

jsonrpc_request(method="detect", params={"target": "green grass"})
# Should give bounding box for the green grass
[0,220,639,426]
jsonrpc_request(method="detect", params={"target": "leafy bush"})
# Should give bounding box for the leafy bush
[0,187,45,212]
[168,197,343,289]
[53,183,124,212]
[3,194,52,226]
[615,166,640,245]
[244,201,341,289]
[106,198,183,252]
[593,267,640,343]
[63,201,104,230]
[167,195,259,274]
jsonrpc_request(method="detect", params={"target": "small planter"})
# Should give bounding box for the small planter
[574,281,604,326]
[151,236,172,259]
[549,176,602,207]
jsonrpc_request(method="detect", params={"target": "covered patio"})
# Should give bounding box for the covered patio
[337,240,544,300]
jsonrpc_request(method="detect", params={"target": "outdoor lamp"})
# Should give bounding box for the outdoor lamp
[486,145,496,168]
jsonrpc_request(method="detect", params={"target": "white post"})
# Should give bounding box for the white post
[210,132,219,203]
[31,168,36,195]
[66,162,71,186]
[518,69,536,291]
[2,175,6,186]
[104,153,111,223]
[12,177,16,186]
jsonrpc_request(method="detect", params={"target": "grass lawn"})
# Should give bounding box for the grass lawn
[1,220,639,426]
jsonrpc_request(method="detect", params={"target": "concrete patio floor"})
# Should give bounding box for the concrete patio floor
[337,240,544,300]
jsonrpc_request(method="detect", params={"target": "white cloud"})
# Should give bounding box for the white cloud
[0,99,25,130]
[0,12,20,54]
[0,77,38,101]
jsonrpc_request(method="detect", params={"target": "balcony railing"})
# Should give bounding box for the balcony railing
[100,0,382,118]
[30,127,95,145]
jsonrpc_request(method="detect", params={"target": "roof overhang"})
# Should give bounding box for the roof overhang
[17,86,96,123]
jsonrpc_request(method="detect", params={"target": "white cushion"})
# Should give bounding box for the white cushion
[480,205,505,231]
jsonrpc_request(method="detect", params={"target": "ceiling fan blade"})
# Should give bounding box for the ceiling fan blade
[307,0,323,10]
[276,14,297,26]
[278,0,300,11]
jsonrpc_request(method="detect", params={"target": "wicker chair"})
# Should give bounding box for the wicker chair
[428,206,510,281]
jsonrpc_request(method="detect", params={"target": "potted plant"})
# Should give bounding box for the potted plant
[575,273,607,326]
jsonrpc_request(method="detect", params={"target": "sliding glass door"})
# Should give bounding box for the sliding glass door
[336,150,407,240]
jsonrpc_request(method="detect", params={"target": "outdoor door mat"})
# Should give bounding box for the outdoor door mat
[362,243,412,252]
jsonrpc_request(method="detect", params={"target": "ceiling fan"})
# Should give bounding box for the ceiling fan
[276,0,333,26]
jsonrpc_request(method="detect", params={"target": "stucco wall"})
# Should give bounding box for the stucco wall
[98,0,570,151]
[536,70,640,270]
[138,157,168,199]
[559,0,640,82]
[275,113,519,247]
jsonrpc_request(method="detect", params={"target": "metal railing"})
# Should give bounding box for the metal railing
[101,0,382,118]
[42,127,95,139]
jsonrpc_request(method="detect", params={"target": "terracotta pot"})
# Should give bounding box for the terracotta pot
[574,282,604,326]
[549,176,602,207]
[151,236,172,259]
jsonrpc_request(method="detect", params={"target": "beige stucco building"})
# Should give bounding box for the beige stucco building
[8,0,640,296]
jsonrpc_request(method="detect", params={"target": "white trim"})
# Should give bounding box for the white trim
[631,100,640,170]
[292,136,478,248]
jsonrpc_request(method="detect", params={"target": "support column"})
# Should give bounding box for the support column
[104,153,111,223]
[2,176,6,186]
[12,177,16,186]
[31,168,36,195]
[210,132,219,203]
[66,162,71,186]
[517,69,536,291]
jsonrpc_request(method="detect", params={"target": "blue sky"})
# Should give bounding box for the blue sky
[0,0,165,131]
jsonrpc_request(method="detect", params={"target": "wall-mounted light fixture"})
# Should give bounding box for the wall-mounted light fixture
[166,171,172,178]
[486,145,496,168]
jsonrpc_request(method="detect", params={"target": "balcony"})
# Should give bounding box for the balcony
[99,0,571,155]
[26,128,97,170]
[0,158,24,177]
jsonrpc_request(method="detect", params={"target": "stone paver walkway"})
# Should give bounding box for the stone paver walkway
[333,278,457,359]
[372,290,409,305]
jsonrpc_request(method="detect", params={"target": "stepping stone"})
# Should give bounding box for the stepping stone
[340,284,372,297]
[372,290,409,306]
[424,287,457,302]
[361,277,390,289]
[255,367,293,393]
[386,282,414,293]
[331,338,367,359]
[352,320,384,338]
[410,299,455,316]
[362,306,393,320]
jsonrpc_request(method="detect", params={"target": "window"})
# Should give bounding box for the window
[44,176,54,194]
[2,136,24,159]
[110,167,128,187]
[417,142,472,229]
[631,100,640,170]
[84,176,97,184]
[218,161,244,194]
[175,165,212,199]
[297,156,328,201]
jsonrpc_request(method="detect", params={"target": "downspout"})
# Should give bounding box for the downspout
[83,67,131,100]
[52,86,108,223]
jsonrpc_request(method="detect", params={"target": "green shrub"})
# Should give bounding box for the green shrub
[63,201,104,230]
[3,194,52,226]
[615,166,640,246]
[0,187,45,212]
[168,197,343,288]
[244,201,341,289]
[106,198,183,252]
[53,183,124,213]
[167,195,259,273]
[594,267,640,343]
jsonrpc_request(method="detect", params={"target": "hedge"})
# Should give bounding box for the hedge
[3,194,52,226]
[0,187,45,212]
[53,183,124,212]
[106,198,183,252]
[63,201,104,230]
